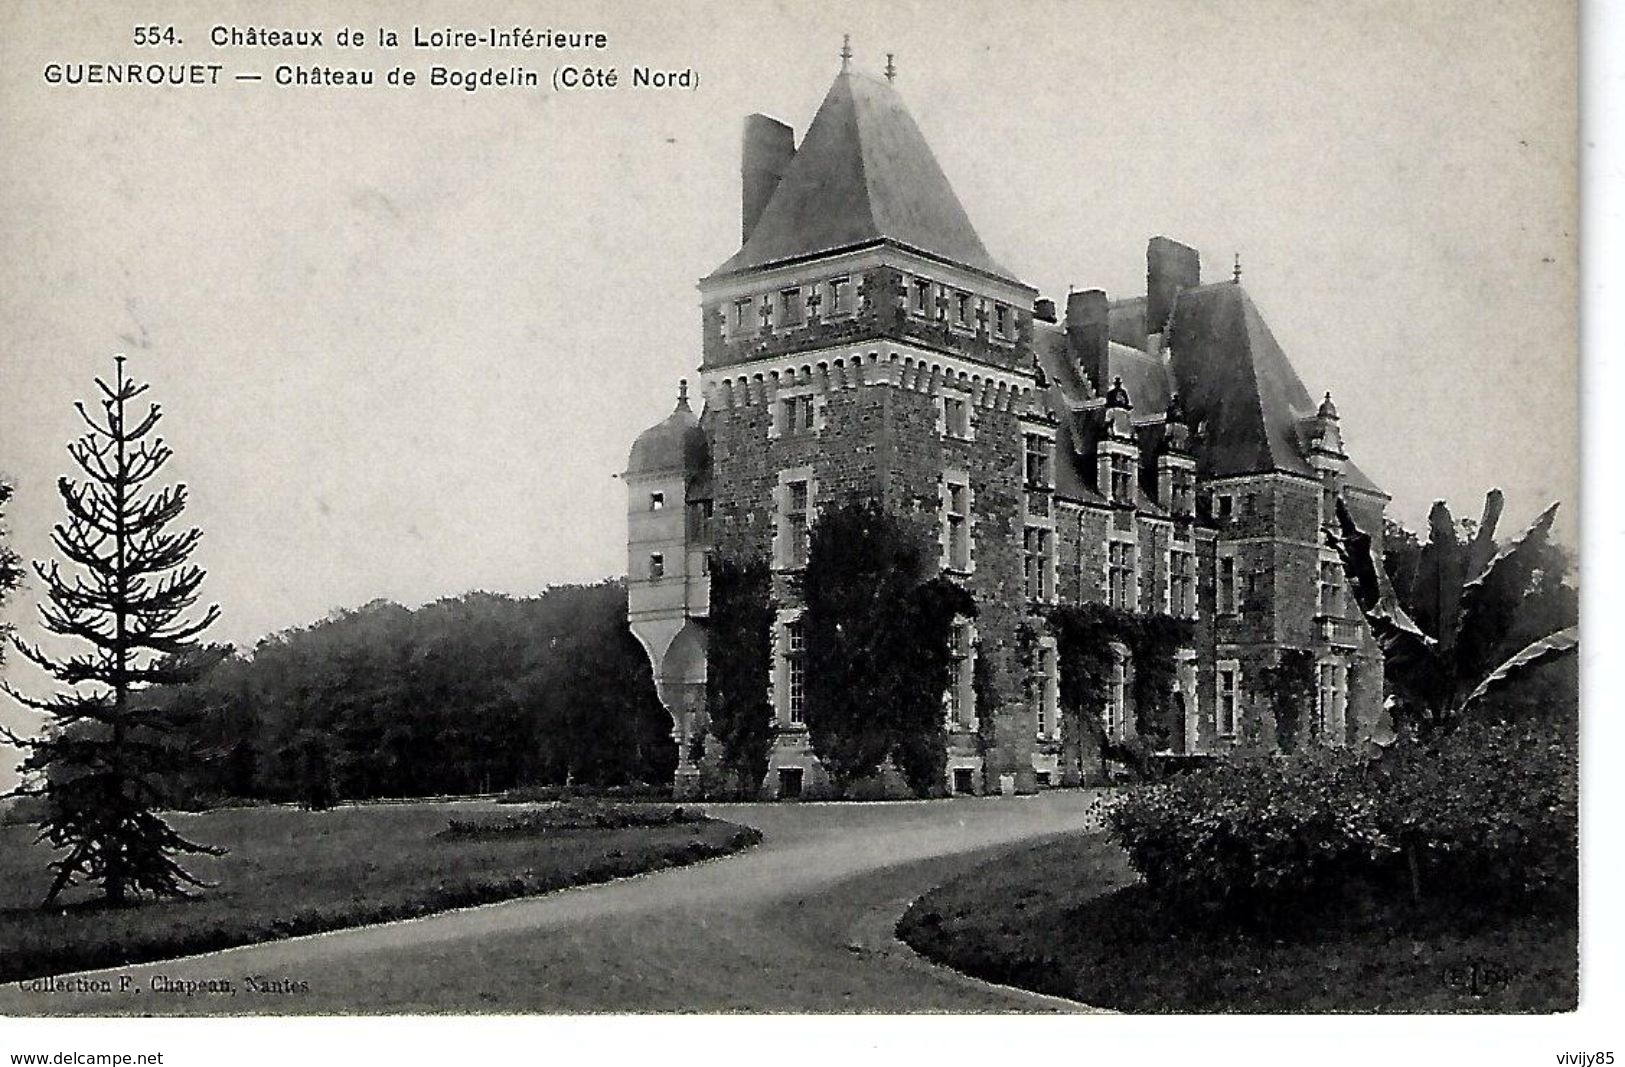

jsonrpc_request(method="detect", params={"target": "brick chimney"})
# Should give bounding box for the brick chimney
[742,114,795,243]
[1064,289,1110,395]
[1146,236,1200,337]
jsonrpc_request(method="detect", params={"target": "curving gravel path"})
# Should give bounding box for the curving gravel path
[2,791,1105,1015]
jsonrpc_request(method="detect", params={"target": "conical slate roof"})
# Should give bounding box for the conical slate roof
[707,70,1020,284]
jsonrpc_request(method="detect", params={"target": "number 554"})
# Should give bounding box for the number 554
[133,25,179,45]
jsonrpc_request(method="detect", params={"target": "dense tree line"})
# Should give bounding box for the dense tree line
[161,582,675,806]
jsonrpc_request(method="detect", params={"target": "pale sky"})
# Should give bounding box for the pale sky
[0,0,1577,780]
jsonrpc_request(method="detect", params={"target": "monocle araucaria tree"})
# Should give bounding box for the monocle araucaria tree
[2,355,223,906]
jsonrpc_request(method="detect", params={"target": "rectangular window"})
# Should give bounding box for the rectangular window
[779,287,803,326]
[913,278,931,316]
[945,622,972,728]
[1218,664,1240,736]
[942,396,971,439]
[1217,493,1234,521]
[1024,434,1054,489]
[687,499,713,541]
[1109,454,1135,504]
[1170,547,1196,618]
[781,394,816,435]
[1108,539,1135,610]
[1105,655,1128,741]
[955,291,971,326]
[785,620,806,725]
[1023,526,1053,601]
[732,299,752,333]
[1172,469,1195,515]
[1034,643,1058,739]
[648,552,665,580]
[1319,559,1343,616]
[786,479,810,568]
[1316,662,1347,743]
[995,303,1010,337]
[649,491,664,511]
[829,275,851,315]
[945,480,970,572]
[1218,555,1237,614]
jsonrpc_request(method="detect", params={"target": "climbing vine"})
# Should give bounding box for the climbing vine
[1261,648,1317,753]
[798,498,975,796]
[705,553,775,796]
[1046,603,1195,780]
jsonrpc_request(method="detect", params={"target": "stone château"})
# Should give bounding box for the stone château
[625,55,1388,799]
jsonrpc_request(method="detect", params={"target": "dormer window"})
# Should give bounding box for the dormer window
[1024,434,1054,490]
[649,491,665,511]
[1109,454,1135,504]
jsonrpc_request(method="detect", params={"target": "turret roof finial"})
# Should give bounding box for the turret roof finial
[1233,253,1242,284]
[678,378,689,407]
[885,53,896,82]
[841,34,852,70]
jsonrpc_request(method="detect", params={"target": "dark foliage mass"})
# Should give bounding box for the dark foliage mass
[1334,491,1577,741]
[1106,489,1579,926]
[157,582,676,806]
[798,498,974,795]
[704,555,775,795]
[3,358,223,906]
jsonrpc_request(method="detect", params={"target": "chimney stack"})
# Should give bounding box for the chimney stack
[741,114,795,243]
[1064,289,1110,395]
[1146,236,1200,336]
[1033,297,1057,323]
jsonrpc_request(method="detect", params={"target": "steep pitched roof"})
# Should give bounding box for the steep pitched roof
[1166,283,1380,492]
[707,70,1020,284]
[1034,282,1381,497]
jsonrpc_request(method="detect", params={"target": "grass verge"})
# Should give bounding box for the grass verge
[896,832,1576,1013]
[0,801,761,983]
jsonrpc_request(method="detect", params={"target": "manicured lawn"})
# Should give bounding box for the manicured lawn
[897,832,1577,1013]
[0,801,761,983]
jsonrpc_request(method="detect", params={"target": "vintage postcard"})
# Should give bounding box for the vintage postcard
[0,0,1600,1060]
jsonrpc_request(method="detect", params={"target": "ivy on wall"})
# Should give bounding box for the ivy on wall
[1262,648,1317,753]
[1046,603,1195,779]
[705,554,775,796]
[798,498,975,797]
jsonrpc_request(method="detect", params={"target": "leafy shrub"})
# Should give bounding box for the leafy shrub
[442,801,710,838]
[498,781,672,805]
[1103,719,1575,922]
